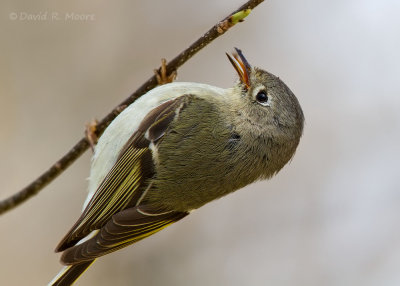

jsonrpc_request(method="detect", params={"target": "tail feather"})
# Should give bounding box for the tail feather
[48,260,95,286]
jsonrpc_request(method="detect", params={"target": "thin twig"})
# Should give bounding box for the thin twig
[0,0,264,215]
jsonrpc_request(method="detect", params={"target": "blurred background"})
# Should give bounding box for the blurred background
[1,0,400,285]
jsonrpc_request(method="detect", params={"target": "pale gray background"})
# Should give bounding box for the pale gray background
[1,1,400,285]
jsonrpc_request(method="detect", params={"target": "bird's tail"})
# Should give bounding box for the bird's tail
[48,260,95,286]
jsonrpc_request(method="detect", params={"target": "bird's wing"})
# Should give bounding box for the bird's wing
[60,205,189,264]
[56,96,190,252]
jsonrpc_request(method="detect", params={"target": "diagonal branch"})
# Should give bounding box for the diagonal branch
[0,0,265,215]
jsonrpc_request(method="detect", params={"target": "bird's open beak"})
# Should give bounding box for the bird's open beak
[226,48,251,89]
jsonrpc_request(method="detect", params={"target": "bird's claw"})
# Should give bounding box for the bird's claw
[154,58,177,85]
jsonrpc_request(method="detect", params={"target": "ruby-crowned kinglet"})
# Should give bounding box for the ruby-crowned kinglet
[49,48,304,285]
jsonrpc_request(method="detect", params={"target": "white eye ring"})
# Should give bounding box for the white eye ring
[255,90,270,106]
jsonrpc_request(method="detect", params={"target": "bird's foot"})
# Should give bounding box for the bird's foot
[85,119,99,152]
[154,58,177,85]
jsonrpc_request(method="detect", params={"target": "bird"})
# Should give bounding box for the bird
[49,48,304,285]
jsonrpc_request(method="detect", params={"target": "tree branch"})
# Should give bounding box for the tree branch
[0,0,265,215]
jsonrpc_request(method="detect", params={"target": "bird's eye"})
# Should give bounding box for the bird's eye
[256,91,269,106]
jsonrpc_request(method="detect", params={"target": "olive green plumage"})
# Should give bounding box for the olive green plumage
[148,71,304,211]
[49,48,304,286]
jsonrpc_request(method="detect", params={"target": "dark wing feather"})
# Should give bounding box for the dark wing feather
[61,206,188,264]
[56,97,188,252]
[49,260,95,286]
